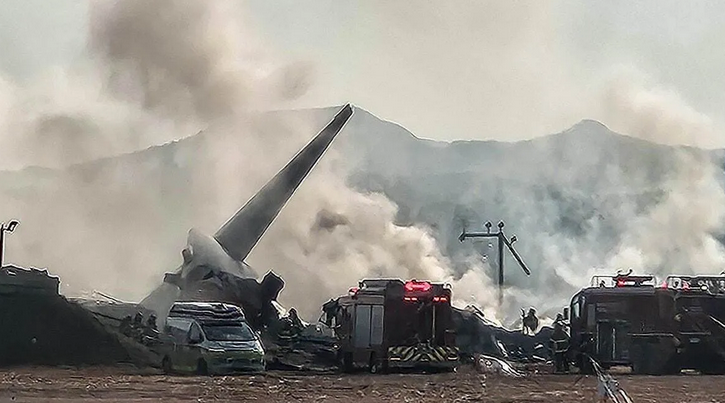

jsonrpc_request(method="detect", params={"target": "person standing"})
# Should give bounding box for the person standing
[550,313,570,373]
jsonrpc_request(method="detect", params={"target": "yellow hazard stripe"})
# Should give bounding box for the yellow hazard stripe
[388,346,459,362]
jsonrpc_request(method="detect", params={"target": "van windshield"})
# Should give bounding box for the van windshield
[201,323,256,342]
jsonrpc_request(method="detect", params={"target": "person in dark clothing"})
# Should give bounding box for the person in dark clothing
[131,312,145,342]
[288,308,303,331]
[119,315,133,337]
[146,314,158,331]
[550,313,570,373]
[142,314,160,345]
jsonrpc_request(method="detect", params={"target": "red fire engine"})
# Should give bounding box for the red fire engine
[331,279,459,372]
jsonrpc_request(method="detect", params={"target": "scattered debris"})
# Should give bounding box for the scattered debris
[590,357,634,403]
[473,354,524,377]
[574,357,634,403]
[453,305,554,363]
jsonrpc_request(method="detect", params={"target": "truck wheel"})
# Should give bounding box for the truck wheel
[578,356,594,375]
[342,352,354,373]
[700,363,725,375]
[629,344,647,375]
[369,353,380,374]
[196,359,209,376]
[162,356,173,374]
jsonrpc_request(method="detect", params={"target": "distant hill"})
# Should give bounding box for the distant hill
[1,105,723,320]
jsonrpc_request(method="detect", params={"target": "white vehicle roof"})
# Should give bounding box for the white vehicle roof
[168,301,246,322]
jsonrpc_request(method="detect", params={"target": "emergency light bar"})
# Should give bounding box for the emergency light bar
[616,276,654,287]
[405,280,432,293]
[590,274,656,288]
[664,275,725,294]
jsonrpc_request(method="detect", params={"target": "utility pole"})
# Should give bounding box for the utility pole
[0,220,20,268]
[458,220,531,308]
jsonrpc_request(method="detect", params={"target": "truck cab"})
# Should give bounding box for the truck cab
[160,302,265,375]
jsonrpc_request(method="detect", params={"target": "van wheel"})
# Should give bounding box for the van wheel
[162,356,173,374]
[196,359,209,376]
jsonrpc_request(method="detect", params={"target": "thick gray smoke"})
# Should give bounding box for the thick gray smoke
[0,0,321,298]
[0,0,480,322]
[599,71,725,275]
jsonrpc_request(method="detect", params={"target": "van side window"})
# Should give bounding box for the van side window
[188,322,203,342]
[166,317,192,343]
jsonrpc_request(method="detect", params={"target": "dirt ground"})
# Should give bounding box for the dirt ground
[0,366,723,403]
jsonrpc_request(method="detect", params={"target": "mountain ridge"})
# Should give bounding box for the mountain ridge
[4,105,713,176]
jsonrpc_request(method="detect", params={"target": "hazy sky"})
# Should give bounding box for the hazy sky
[2,0,725,144]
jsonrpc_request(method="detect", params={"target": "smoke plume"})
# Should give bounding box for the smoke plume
[0,0,487,323]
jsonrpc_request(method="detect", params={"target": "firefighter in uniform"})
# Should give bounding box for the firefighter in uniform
[119,315,133,337]
[550,313,570,373]
[276,308,304,343]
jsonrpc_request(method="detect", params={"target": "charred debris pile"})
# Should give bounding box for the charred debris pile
[454,305,553,362]
[0,265,156,367]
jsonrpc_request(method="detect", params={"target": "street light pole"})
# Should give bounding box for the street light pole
[459,220,531,308]
[0,220,20,269]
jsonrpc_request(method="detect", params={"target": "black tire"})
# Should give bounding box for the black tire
[369,353,380,374]
[578,355,594,375]
[630,345,649,375]
[631,357,648,375]
[162,356,173,374]
[342,352,354,373]
[699,363,725,375]
[196,359,209,376]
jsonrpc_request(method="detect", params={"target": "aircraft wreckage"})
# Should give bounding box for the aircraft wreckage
[85,104,354,329]
[7,102,555,370]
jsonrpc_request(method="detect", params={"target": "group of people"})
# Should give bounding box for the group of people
[522,307,571,373]
[119,312,159,345]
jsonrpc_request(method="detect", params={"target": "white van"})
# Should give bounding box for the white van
[160,302,265,374]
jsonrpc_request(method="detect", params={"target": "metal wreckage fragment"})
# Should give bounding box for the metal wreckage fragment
[574,356,633,403]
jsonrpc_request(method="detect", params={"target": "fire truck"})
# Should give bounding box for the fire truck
[566,272,725,375]
[331,279,459,373]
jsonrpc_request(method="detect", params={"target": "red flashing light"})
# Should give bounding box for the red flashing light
[616,279,625,287]
[660,281,668,289]
[405,280,432,293]
[348,286,359,296]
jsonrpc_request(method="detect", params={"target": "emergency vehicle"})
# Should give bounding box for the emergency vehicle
[332,279,459,372]
[657,274,725,374]
[566,272,725,375]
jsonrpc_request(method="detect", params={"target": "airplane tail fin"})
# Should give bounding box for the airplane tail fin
[213,104,353,261]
